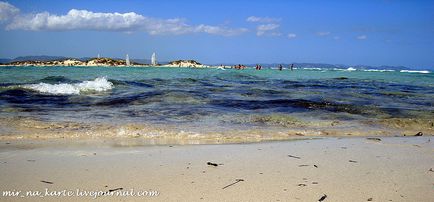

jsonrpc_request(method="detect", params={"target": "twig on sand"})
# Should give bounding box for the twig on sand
[222,179,244,189]
[40,180,53,184]
[288,155,301,159]
[318,194,327,201]
[207,162,218,167]
[349,160,358,163]
[101,188,123,196]
[107,188,123,193]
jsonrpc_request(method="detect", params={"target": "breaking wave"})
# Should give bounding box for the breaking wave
[400,70,430,74]
[362,69,395,72]
[21,77,113,95]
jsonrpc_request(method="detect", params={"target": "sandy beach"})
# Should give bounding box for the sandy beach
[0,137,432,201]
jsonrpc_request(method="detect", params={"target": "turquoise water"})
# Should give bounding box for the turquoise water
[0,66,433,137]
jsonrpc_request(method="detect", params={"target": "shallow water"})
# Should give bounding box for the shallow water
[0,66,433,140]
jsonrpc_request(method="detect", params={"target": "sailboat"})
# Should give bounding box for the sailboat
[126,54,130,66]
[151,52,157,66]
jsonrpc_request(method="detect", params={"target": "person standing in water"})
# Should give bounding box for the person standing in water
[290,64,294,71]
[279,64,283,71]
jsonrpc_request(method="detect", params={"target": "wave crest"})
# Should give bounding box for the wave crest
[400,70,430,74]
[22,77,113,95]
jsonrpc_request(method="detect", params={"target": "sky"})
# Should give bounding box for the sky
[0,0,433,68]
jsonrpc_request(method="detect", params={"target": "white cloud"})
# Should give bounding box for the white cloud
[256,23,280,36]
[1,2,247,36]
[7,9,146,31]
[0,1,19,22]
[356,35,367,40]
[246,16,280,23]
[287,33,296,39]
[316,31,331,36]
[194,24,248,36]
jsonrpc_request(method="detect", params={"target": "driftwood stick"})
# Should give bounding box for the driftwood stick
[222,179,244,189]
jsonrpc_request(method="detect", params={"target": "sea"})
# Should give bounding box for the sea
[0,66,433,143]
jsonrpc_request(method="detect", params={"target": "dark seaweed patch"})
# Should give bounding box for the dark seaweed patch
[0,89,71,106]
[209,98,364,114]
[36,76,77,84]
[93,91,162,106]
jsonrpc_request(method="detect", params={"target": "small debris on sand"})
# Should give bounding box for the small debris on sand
[314,165,318,168]
[298,165,309,167]
[367,197,373,201]
[318,194,327,201]
[414,132,423,136]
[207,162,218,167]
[367,138,381,142]
[295,133,305,136]
[349,160,358,163]
[101,188,123,196]
[288,155,301,159]
[222,179,244,189]
[107,188,123,193]
[297,183,306,187]
[40,180,53,184]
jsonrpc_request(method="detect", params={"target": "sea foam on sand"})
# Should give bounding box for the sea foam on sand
[22,77,113,95]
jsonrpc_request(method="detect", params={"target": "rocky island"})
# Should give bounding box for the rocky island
[160,60,207,68]
[0,58,208,68]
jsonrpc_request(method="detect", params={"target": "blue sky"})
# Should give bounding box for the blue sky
[0,0,433,68]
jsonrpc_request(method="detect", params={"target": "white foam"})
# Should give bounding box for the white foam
[303,68,322,70]
[363,69,395,72]
[332,67,356,71]
[400,70,430,74]
[22,77,113,95]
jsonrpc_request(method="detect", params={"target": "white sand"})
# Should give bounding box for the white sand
[0,137,433,201]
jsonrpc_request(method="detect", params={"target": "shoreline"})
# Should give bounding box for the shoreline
[0,137,432,201]
[0,116,432,144]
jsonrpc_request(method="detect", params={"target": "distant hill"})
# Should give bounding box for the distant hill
[13,55,69,62]
[0,58,11,64]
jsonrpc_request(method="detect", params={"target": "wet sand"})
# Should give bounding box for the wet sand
[0,137,433,201]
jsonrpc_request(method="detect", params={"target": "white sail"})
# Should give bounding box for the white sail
[126,54,130,66]
[151,52,157,66]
